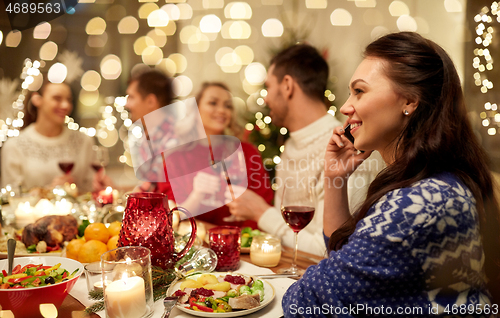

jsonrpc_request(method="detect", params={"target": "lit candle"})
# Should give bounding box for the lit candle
[15,202,36,228]
[93,279,112,291]
[98,187,114,206]
[33,199,55,219]
[104,276,146,318]
[250,236,281,268]
[54,199,73,215]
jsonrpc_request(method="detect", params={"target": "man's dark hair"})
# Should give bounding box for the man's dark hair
[270,44,329,102]
[129,70,173,107]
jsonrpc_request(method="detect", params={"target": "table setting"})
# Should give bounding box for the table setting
[0,188,321,318]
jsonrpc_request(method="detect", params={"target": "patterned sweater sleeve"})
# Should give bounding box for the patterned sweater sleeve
[282,175,490,318]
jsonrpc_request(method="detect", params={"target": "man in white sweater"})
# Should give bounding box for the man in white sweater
[226,44,384,257]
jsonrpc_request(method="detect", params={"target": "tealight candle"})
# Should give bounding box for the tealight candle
[105,276,146,318]
[250,235,281,268]
[98,187,114,206]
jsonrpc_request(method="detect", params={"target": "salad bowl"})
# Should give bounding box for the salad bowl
[0,256,83,318]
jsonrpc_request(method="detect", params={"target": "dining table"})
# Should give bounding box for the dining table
[50,222,324,318]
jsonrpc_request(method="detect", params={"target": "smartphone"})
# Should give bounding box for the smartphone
[344,124,355,144]
[343,124,364,153]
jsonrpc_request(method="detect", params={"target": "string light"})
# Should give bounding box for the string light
[473,2,500,135]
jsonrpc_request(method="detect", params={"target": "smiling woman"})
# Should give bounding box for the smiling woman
[157,82,273,228]
[1,80,95,192]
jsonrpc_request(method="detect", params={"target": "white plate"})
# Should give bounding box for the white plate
[167,272,275,317]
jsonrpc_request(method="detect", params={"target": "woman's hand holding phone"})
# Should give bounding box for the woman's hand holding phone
[324,122,372,180]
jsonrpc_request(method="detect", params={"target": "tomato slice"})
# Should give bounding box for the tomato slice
[12,265,21,275]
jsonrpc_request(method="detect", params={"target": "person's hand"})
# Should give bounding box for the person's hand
[324,124,372,180]
[192,172,220,195]
[92,169,114,192]
[224,184,246,201]
[50,174,75,188]
[226,189,270,222]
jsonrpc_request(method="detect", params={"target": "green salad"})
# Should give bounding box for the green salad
[241,227,263,248]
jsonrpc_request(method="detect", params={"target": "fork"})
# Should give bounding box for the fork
[161,296,179,318]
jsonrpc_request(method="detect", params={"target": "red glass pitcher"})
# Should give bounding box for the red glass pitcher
[118,192,197,269]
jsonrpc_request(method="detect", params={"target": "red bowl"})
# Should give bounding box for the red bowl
[0,256,84,318]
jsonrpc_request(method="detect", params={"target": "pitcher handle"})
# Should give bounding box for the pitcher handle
[171,206,197,263]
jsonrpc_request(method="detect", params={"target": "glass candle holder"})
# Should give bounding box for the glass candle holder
[250,235,281,267]
[101,246,154,318]
[208,226,241,271]
[84,262,114,293]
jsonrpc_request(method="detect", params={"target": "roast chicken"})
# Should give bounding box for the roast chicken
[21,215,78,247]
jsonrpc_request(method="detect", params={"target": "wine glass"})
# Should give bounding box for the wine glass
[91,145,110,172]
[58,162,74,174]
[278,178,316,275]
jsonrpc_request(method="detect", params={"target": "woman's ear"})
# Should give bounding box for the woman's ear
[31,93,42,108]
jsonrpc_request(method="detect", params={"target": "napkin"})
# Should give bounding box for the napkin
[69,260,296,318]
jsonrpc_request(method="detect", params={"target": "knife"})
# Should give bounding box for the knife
[256,274,300,279]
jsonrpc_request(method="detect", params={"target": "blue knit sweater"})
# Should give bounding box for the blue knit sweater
[282,173,494,317]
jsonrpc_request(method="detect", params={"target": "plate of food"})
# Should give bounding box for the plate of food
[167,272,275,317]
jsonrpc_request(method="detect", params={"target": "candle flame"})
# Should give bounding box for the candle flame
[105,186,113,194]
[262,242,274,253]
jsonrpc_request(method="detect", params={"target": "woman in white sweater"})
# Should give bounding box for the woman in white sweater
[1,82,94,192]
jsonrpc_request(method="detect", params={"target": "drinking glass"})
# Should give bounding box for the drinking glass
[278,178,316,275]
[208,226,241,271]
[58,162,74,174]
[101,246,154,318]
[91,145,110,172]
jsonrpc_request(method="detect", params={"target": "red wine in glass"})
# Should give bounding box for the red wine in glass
[281,206,315,232]
[58,162,74,174]
[91,164,102,172]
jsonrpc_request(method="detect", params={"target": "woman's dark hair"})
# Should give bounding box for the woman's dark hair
[329,32,500,302]
[22,80,69,129]
[270,44,329,102]
[195,82,242,138]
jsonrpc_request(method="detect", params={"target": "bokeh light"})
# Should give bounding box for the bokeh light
[169,53,188,73]
[397,15,418,31]
[48,63,67,83]
[162,4,180,20]
[222,21,251,39]
[188,33,210,52]
[138,3,159,19]
[142,46,163,65]
[118,16,139,34]
[5,30,22,47]
[100,54,122,80]
[225,2,252,19]
[148,10,170,27]
[177,3,193,20]
[330,8,352,26]
[85,17,106,35]
[389,1,410,16]
[172,75,193,97]
[87,33,108,48]
[39,41,58,60]
[33,22,51,39]
[305,0,327,9]
[81,70,102,91]
[79,90,100,106]
[261,19,284,37]
[444,0,462,12]
[134,36,155,55]
[147,29,167,47]
[245,63,267,85]
[98,128,119,148]
[234,45,254,65]
[200,14,222,33]
[155,58,177,76]
[0,31,3,46]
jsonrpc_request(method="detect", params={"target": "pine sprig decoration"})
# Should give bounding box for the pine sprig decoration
[84,301,104,314]
[88,289,103,300]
